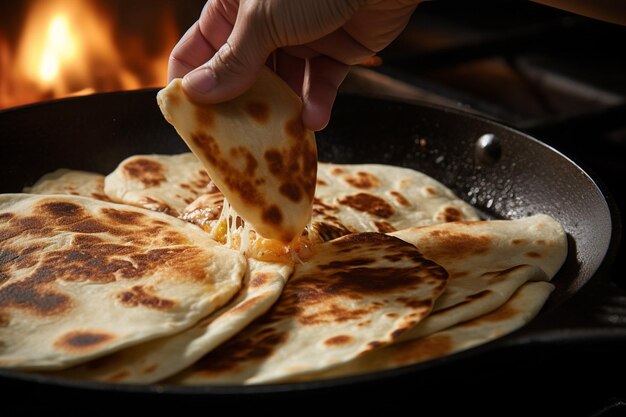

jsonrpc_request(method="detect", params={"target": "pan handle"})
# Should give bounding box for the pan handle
[514,277,626,345]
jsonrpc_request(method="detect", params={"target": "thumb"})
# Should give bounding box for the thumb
[182,18,272,103]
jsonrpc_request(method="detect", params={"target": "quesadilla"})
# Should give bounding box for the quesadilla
[289,281,554,381]
[170,232,448,385]
[157,67,317,243]
[104,153,216,217]
[0,194,246,370]
[56,259,292,383]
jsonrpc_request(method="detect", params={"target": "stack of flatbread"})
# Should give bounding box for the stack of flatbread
[0,68,567,385]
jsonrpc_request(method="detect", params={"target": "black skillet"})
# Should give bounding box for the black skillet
[0,89,624,415]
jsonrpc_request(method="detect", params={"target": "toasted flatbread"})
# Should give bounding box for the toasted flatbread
[170,232,448,385]
[25,169,110,202]
[157,68,317,242]
[0,194,245,370]
[56,259,291,383]
[104,153,215,216]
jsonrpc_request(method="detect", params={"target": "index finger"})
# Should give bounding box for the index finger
[168,1,236,81]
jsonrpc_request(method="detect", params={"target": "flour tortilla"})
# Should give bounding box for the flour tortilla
[104,153,215,216]
[390,214,567,341]
[290,281,554,381]
[25,169,110,202]
[0,194,245,370]
[157,68,317,242]
[311,162,480,241]
[170,232,448,385]
[56,259,291,383]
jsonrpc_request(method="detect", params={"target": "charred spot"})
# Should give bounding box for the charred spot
[390,191,410,207]
[262,205,283,225]
[55,330,114,352]
[299,303,376,325]
[344,171,380,189]
[264,149,284,176]
[338,193,394,218]
[193,328,288,374]
[38,201,83,218]
[101,208,146,225]
[318,257,375,270]
[312,222,352,242]
[245,100,270,124]
[67,219,110,234]
[279,182,302,202]
[0,311,10,327]
[122,158,166,188]
[195,106,215,128]
[118,285,176,310]
[0,267,72,316]
[374,221,396,233]
[324,335,353,346]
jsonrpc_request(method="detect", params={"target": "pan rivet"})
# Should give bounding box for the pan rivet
[475,133,502,166]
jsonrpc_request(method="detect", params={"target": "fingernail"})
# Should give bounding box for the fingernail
[183,69,217,94]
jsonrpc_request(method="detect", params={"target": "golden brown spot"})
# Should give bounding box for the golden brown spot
[317,179,328,186]
[390,191,410,207]
[420,230,492,261]
[441,207,463,222]
[262,205,283,225]
[245,100,270,124]
[195,106,215,128]
[0,267,72,316]
[279,182,302,202]
[511,239,527,245]
[38,201,83,218]
[425,187,437,195]
[525,251,542,258]
[331,167,345,175]
[118,286,176,310]
[386,313,399,318]
[122,158,166,187]
[250,273,270,288]
[54,330,115,352]
[0,212,15,222]
[0,312,11,327]
[324,335,354,346]
[344,172,380,189]
[100,208,146,224]
[192,133,265,207]
[374,221,396,233]
[106,371,130,382]
[142,364,158,374]
[338,193,395,218]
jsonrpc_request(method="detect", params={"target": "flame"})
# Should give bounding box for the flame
[0,0,178,109]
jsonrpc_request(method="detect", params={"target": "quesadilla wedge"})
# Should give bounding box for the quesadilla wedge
[157,67,317,242]
[0,194,246,370]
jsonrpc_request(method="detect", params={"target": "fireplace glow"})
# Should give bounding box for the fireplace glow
[0,0,179,109]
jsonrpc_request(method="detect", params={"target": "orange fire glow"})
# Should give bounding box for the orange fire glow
[0,0,178,109]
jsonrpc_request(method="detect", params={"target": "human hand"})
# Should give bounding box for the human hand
[168,0,420,131]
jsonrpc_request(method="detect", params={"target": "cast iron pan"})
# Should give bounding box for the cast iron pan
[0,89,624,414]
